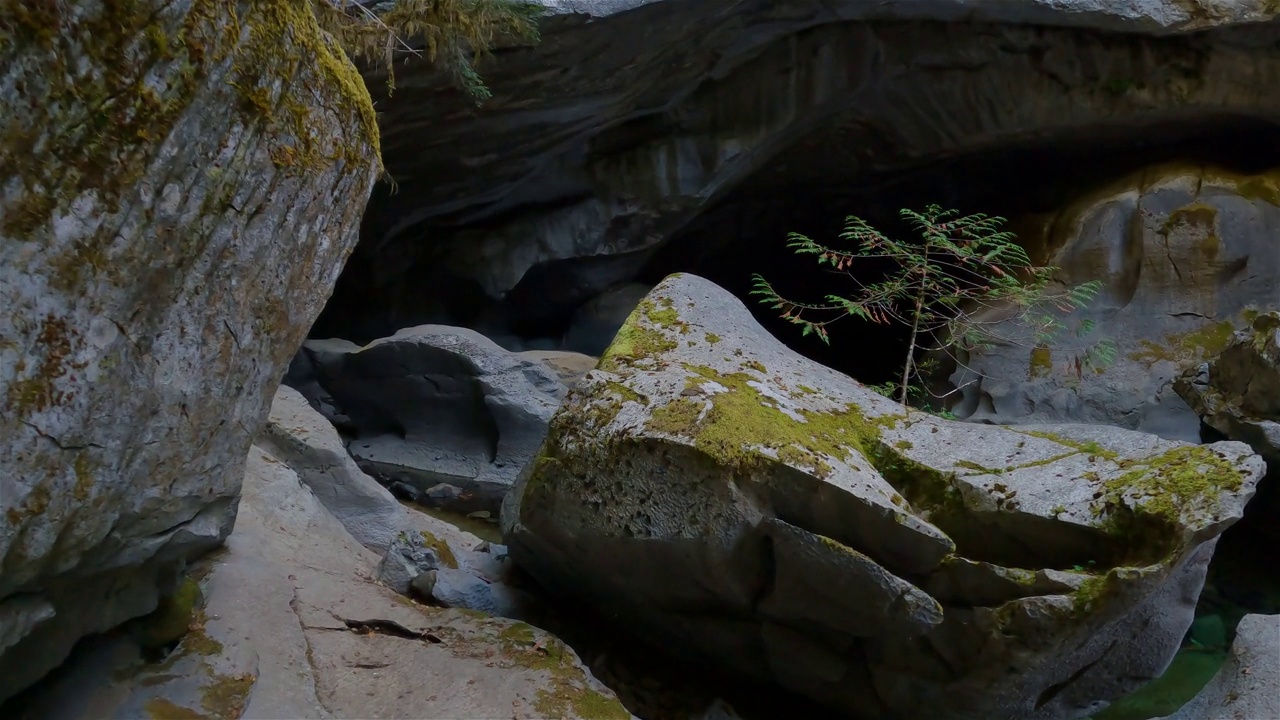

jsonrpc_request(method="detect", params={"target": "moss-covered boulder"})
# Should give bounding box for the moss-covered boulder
[948,164,1280,442]
[501,273,1266,720]
[0,0,377,701]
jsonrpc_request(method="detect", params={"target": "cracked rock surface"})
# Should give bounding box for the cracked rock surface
[502,273,1265,720]
[7,441,628,720]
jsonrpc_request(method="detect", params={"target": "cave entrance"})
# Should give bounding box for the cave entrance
[635,117,1280,388]
[313,117,1280,391]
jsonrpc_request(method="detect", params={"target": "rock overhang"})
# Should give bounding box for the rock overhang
[323,0,1280,344]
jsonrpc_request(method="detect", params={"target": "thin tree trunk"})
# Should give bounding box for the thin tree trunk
[900,255,929,405]
[901,300,922,404]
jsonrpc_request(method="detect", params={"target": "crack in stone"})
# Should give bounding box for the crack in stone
[339,616,446,644]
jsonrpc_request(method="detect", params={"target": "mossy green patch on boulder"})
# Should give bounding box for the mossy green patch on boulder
[0,0,379,701]
[134,576,204,649]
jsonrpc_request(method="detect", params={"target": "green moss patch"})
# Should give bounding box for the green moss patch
[231,0,381,175]
[1013,427,1116,456]
[1128,321,1238,366]
[640,364,903,481]
[1105,446,1244,524]
[492,621,631,720]
[1029,345,1053,379]
[597,299,681,371]
[135,576,204,649]
[419,530,458,569]
[1235,175,1280,206]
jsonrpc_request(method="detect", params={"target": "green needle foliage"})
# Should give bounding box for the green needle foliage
[752,205,1116,405]
[314,0,544,99]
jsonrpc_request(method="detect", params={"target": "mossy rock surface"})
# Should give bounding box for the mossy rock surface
[0,0,379,702]
[134,577,204,650]
[502,272,1265,720]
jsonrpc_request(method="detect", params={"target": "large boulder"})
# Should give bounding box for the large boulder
[949,164,1280,442]
[502,273,1265,720]
[290,326,567,514]
[1157,614,1280,720]
[318,0,1280,341]
[0,0,377,702]
[4,441,629,720]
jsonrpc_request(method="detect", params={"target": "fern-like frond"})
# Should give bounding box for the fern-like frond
[315,0,543,99]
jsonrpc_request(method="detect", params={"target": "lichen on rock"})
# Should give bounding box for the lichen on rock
[0,0,379,701]
[502,272,1265,720]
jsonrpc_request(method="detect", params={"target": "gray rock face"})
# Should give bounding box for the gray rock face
[6,442,628,720]
[1158,614,1280,720]
[949,165,1280,442]
[328,0,1280,339]
[1174,312,1280,543]
[502,273,1265,720]
[538,0,1278,30]
[0,1,377,702]
[291,326,567,514]
[261,386,409,553]
[1175,311,1280,462]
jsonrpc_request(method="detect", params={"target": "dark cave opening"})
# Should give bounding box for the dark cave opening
[634,116,1280,388]
[314,116,1280,393]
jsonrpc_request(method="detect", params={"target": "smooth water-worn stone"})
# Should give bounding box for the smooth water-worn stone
[503,273,1266,720]
[0,0,377,701]
[321,0,1280,341]
[518,349,600,390]
[949,165,1280,441]
[261,385,408,553]
[291,325,567,514]
[377,530,442,596]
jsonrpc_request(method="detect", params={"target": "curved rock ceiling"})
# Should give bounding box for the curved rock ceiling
[317,0,1280,343]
